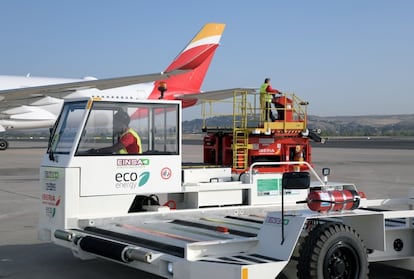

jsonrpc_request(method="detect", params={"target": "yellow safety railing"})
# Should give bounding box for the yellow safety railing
[202,90,308,132]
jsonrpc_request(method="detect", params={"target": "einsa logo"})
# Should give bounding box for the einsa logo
[117,158,150,166]
[265,216,289,226]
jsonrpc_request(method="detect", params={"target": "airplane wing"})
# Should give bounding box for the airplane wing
[176,87,258,102]
[0,69,188,102]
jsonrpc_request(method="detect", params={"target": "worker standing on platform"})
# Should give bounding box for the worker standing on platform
[260,78,282,121]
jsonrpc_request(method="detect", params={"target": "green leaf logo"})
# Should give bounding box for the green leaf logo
[139,172,150,187]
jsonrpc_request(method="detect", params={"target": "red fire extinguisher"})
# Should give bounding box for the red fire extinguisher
[307,189,364,212]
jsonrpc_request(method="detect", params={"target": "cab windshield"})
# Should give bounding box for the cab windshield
[48,100,180,157]
[75,101,180,156]
[47,100,88,156]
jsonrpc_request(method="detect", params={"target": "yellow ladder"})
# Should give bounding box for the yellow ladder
[233,129,248,170]
[232,90,249,170]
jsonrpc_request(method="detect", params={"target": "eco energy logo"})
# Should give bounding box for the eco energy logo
[265,216,289,226]
[114,158,150,190]
[115,171,150,190]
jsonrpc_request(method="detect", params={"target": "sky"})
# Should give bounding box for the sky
[1,0,413,120]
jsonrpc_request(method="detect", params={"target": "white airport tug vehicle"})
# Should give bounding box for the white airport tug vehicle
[38,95,414,278]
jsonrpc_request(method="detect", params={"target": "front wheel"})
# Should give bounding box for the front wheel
[297,222,368,279]
[0,138,8,150]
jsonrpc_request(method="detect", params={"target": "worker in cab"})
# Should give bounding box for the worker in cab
[89,110,142,155]
[260,78,282,121]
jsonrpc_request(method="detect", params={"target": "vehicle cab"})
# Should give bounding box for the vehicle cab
[39,97,182,238]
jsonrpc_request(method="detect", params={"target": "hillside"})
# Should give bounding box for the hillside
[6,114,414,138]
[183,114,414,136]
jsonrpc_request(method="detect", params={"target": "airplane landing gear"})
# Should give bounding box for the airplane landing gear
[0,138,9,150]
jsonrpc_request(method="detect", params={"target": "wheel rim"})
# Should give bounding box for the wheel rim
[0,140,6,150]
[323,241,360,279]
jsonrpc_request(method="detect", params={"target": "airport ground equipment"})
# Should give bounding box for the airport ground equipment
[200,90,323,174]
[39,96,414,278]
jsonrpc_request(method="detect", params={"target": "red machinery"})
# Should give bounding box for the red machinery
[202,92,323,174]
[203,134,309,169]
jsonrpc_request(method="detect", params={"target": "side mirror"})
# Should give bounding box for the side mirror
[322,168,330,176]
[280,172,310,245]
[282,172,310,190]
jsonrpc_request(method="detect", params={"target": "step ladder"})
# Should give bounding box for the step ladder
[232,90,249,170]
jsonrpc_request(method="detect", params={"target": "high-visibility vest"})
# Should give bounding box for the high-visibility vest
[260,83,272,104]
[119,128,142,154]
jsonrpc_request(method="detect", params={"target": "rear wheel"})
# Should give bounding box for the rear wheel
[297,222,368,279]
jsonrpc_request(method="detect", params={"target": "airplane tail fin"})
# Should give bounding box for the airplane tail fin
[149,23,225,99]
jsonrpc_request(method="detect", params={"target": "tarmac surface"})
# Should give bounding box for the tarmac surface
[1,139,414,278]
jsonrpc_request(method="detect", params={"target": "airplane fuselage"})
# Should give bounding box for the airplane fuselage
[0,75,158,130]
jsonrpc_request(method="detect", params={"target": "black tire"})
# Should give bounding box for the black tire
[275,272,289,279]
[0,139,8,150]
[297,222,368,279]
